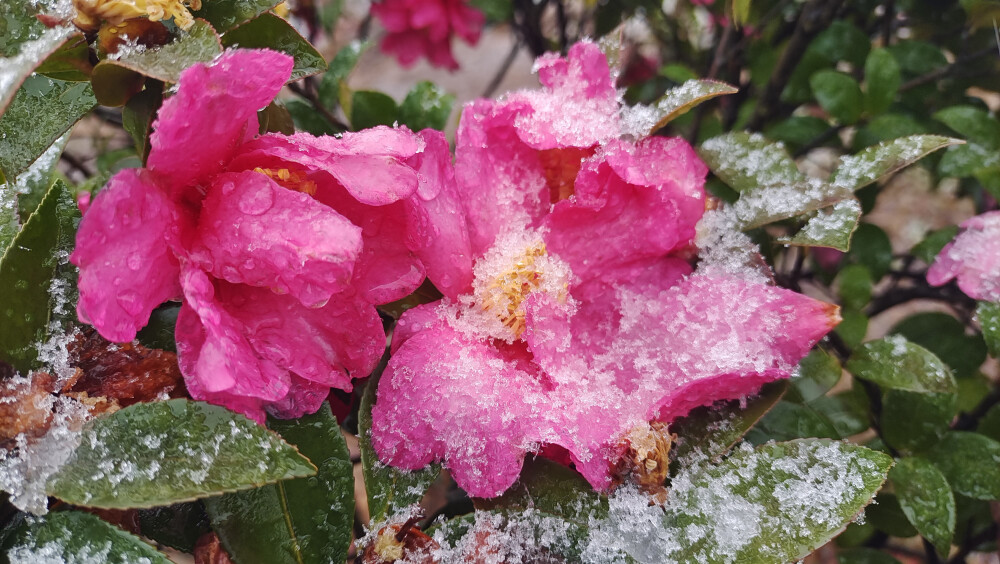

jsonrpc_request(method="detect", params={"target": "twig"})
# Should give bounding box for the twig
[60,151,93,178]
[689,23,735,142]
[899,46,996,92]
[482,41,521,98]
[286,80,349,132]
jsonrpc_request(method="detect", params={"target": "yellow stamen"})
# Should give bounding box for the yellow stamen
[72,0,202,31]
[253,167,318,196]
[478,242,548,338]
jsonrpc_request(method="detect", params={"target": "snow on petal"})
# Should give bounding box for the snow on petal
[147,50,293,192]
[70,169,183,343]
[927,211,1000,302]
[188,170,363,308]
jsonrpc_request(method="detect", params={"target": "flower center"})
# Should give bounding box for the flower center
[72,0,201,31]
[478,242,547,338]
[253,167,318,196]
[539,146,595,203]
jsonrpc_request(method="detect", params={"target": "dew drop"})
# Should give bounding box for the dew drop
[237,182,274,216]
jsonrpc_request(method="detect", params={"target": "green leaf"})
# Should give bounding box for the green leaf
[837,264,874,310]
[812,21,870,67]
[866,492,918,537]
[317,41,368,110]
[0,133,66,256]
[137,502,211,552]
[475,457,608,525]
[205,404,355,564]
[91,20,222,106]
[937,143,998,178]
[846,223,893,281]
[285,99,339,136]
[398,81,455,132]
[623,440,891,563]
[730,180,851,231]
[830,135,962,192]
[643,79,738,134]
[194,0,281,32]
[672,381,786,461]
[0,180,78,375]
[847,336,956,394]
[0,75,95,181]
[924,432,1000,500]
[34,36,92,82]
[977,301,1000,358]
[880,390,956,453]
[853,113,926,150]
[890,457,955,558]
[978,404,1000,442]
[351,90,398,130]
[787,349,842,404]
[731,0,751,26]
[864,48,901,115]
[837,546,903,563]
[765,116,830,151]
[0,511,170,563]
[888,41,947,75]
[122,86,163,163]
[697,131,804,193]
[891,313,987,379]
[359,370,440,523]
[912,226,959,265]
[748,401,841,442]
[836,308,869,350]
[811,70,863,125]
[47,399,316,509]
[934,106,1000,149]
[221,13,326,81]
[779,198,862,251]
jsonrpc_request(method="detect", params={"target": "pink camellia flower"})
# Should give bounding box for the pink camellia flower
[370,42,841,498]
[70,49,463,423]
[927,211,1000,302]
[371,0,484,71]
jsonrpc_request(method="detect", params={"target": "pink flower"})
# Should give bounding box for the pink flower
[370,43,841,498]
[371,0,484,71]
[927,211,1000,302]
[70,49,461,422]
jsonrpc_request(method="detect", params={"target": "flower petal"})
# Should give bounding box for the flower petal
[927,211,1000,302]
[147,49,293,192]
[188,170,363,308]
[71,169,184,343]
[542,138,707,282]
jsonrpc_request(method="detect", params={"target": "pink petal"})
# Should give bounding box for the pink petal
[147,50,293,192]
[927,211,1000,302]
[267,374,332,420]
[405,129,474,298]
[229,128,424,206]
[175,267,291,405]
[217,282,384,389]
[542,138,706,283]
[188,170,363,308]
[70,169,184,343]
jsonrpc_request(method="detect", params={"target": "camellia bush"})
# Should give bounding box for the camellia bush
[1,0,999,562]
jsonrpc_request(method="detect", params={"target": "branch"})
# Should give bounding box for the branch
[286,80,349,132]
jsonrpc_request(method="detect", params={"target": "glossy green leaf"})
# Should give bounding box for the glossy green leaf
[0,511,170,563]
[399,81,455,132]
[351,90,398,130]
[837,546,903,564]
[614,440,891,563]
[258,100,295,135]
[0,180,78,375]
[0,74,95,181]
[912,226,959,265]
[317,41,369,110]
[866,492,918,537]
[937,143,997,178]
[830,135,962,192]
[977,301,1000,358]
[780,198,862,251]
[837,264,874,310]
[644,79,738,134]
[934,106,1000,149]
[853,113,926,150]
[194,0,281,32]
[137,502,211,553]
[748,400,841,442]
[890,457,955,557]
[697,131,804,193]
[221,13,326,81]
[285,99,339,136]
[731,0,751,26]
[475,457,607,525]
[205,404,354,564]
[880,389,957,453]
[847,336,956,394]
[812,21,870,67]
[91,20,222,106]
[359,370,440,523]
[811,70,863,124]
[836,308,869,350]
[672,381,786,461]
[0,133,66,256]
[34,36,92,82]
[846,223,893,280]
[887,41,947,75]
[864,48,901,115]
[925,432,1000,500]
[122,85,163,163]
[47,399,316,509]
[786,349,842,404]
[765,116,830,151]
[892,313,987,379]
[809,392,871,438]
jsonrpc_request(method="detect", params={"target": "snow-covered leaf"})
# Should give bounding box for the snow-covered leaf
[672,381,786,462]
[778,197,862,251]
[221,12,326,81]
[830,135,961,191]
[924,432,1000,500]
[630,79,738,135]
[728,179,852,231]
[46,399,316,509]
[205,404,354,564]
[359,372,440,523]
[890,457,955,558]
[0,180,78,375]
[475,457,608,525]
[0,511,170,563]
[847,336,956,394]
[698,132,804,193]
[0,74,95,182]
[0,134,67,256]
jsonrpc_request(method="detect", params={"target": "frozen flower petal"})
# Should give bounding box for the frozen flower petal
[927,211,1000,302]
[70,169,184,343]
[147,50,293,192]
[188,171,363,308]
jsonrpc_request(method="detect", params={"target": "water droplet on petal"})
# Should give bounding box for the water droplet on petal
[117,291,144,316]
[126,252,143,271]
[237,182,274,216]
